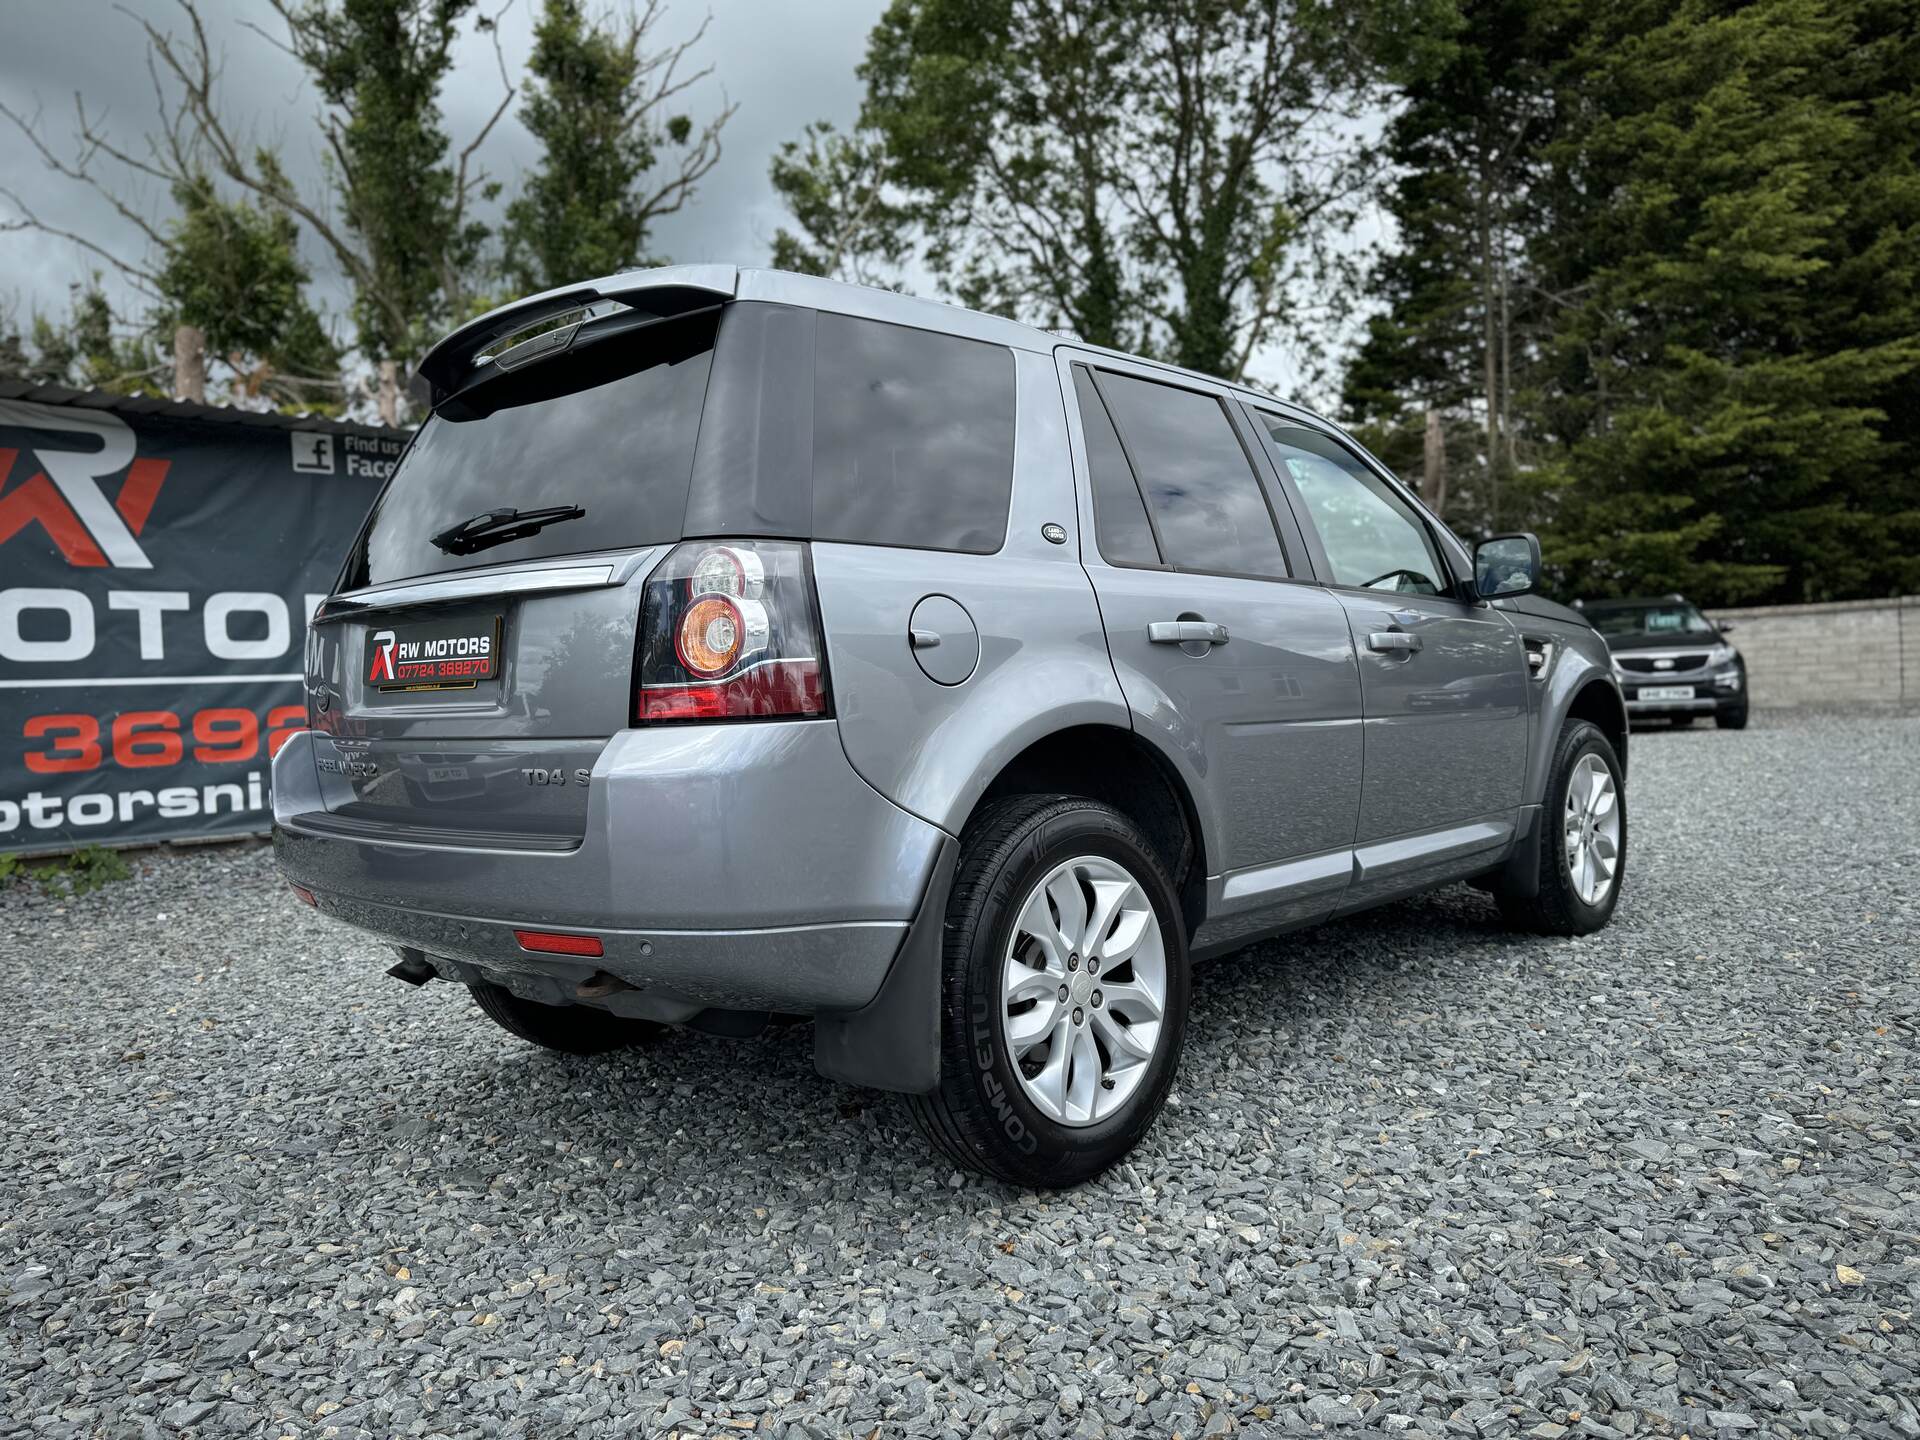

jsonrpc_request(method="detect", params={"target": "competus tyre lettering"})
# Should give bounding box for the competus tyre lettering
[907,796,1190,1188]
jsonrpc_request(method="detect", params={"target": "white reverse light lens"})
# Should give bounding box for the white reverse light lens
[689,545,765,600]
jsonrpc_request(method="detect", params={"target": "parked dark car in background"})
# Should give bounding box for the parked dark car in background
[1583,595,1748,729]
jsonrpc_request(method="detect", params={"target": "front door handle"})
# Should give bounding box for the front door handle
[1367,630,1421,653]
[1147,620,1229,646]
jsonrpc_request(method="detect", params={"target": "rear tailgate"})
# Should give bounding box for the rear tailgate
[302,553,655,846]
[287,293,728,847]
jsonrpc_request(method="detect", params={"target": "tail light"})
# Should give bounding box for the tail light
[634,539,830,722]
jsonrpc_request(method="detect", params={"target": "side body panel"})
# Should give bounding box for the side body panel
[1330,591,1531,842]
[816,348,1131,837]
[1051,348,1364,946]
[1507,608,1627,798]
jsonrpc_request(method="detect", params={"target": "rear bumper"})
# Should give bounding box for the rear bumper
[272,720,947,1013]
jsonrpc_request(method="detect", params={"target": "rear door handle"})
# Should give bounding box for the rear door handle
[1147,620,1229,646]
[1367,630,1421,653]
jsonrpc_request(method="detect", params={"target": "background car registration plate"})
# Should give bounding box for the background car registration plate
[1639,685,1694,701]
[367,615,502,691]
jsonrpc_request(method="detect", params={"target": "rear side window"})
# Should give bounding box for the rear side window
[1094,372,1288,579]
[811,314,1015,553]
[1071,366,1160,567]
[343,312,716,588]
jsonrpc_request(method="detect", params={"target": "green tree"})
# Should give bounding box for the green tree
[0,283,165,394]
[811,0,1442,379]
[1122,0,1420,380]
[118,0,517,417]
[155,174,342,403]
[768,121,910,286]
[502,0,733,293]
[1341,0,1568,529]
[859,0,1142,348]
[265,0,502,360]
[1538,0,1920,603]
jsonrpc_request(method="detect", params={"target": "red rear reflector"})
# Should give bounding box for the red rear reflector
[513,929,604,958]
[289,884,318,907]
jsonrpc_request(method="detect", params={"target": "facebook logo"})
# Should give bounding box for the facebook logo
[290,432,336,475]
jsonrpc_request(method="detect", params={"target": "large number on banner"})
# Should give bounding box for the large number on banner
[23,714,103,773]
[21,703,306,773]
[191,708,257,763]
[112,711,185,768]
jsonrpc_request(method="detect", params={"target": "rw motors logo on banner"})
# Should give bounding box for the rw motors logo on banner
[0,399,397,851]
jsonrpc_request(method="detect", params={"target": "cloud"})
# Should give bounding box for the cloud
[0,0,879,339]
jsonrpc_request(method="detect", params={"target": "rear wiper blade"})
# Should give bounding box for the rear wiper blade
[430,504,586,555]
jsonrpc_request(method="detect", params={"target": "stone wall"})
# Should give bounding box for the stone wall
[1706,595,1918,709]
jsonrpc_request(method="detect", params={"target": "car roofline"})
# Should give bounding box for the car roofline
[415,264,1330,425]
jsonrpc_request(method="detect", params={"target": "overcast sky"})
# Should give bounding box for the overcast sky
[2,0,1382,406]
[0,0,881,327]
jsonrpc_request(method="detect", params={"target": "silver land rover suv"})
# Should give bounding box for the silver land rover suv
[274,265,1629,1186]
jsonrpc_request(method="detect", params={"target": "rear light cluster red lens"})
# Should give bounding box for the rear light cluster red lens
[634,540,830,723]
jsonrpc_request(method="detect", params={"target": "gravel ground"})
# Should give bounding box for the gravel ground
[3,712,1917,1440]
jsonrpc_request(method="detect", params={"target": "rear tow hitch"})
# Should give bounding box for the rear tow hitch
[386,950,437,987]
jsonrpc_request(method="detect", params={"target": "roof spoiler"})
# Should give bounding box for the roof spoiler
[410,264,739,412]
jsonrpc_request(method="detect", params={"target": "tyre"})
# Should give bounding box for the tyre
[1716,700,1749,730]
[906,795,1190,1188]
[469,981,666,1055]
[1497,719,1626,937]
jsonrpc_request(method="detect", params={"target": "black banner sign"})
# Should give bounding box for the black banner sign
[0,398,402,853]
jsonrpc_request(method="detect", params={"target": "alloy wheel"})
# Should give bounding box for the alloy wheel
[1563,753,1621,906]
[1000,854,1168,1127]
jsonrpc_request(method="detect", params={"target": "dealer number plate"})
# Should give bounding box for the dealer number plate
[366,615,502,691]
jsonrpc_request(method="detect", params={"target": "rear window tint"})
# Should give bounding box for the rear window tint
[342,313,716,588]
[1095,372,1288,579]
[1071,366,1160,567]
[811,313,1015,554]
[346,303,1018,589]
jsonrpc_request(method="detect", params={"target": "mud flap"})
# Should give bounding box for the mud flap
[812,836,957,1094]
[1496,804,1543,900]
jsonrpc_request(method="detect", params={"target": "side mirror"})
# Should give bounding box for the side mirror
[1716,619,1736,634]
[1474,532,1541,599]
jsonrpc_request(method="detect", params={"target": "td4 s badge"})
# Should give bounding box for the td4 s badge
[523,767,593,786]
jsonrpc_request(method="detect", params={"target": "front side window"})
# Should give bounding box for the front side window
[1256,416,1447,595]
[1094,372,1288,578]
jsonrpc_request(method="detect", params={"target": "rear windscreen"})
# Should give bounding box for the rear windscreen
[340,301,1017,589]
[341,311,717,588]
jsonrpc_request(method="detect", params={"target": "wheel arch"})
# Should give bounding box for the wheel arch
[813,720,1211,1097]
[1566,675,1629,778]
[965,723,1211,939]
[1525,632,1628,806]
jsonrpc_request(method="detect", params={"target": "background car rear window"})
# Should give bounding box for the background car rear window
[811,314,1016,554]
[1094,372,1288,578]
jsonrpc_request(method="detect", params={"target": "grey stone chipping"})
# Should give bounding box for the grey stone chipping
[3,711,1916,1438]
